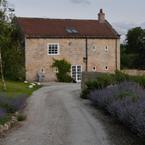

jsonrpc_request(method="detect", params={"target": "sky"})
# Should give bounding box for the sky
[9,0,145,42]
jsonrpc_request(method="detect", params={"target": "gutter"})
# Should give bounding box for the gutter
[85,38,88,72]
[115,39,118,70]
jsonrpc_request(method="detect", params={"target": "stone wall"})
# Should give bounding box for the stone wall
[25,38,120,82]
[122,69,145,76]
[81,69,145,90]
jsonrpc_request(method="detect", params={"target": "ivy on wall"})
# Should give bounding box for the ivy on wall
[52,59,72,82]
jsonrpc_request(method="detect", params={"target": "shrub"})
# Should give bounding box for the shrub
[115,70,129,82]
[130,75,145,88]
[88,81,145,137]
[80,88,90,99]
[0,115,11,125]
[81,74,115,98]
[0,94,27,113]
[83,71,145,95]
[52,59,73,82]
[0,108,6,118]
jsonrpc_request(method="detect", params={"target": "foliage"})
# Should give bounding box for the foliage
[0,107,6,118]
[0,0,25,81]
[121,53,139,69]
[80,88,90,99]
[52,59,72,82]
[0,80,40,124]
[1,18,25,81]
[81,71,145,98]
[88,81,145,137]
[0,94,27,113]
[0,81,40,96]
[126,27,145,54]
[0,114,11,125]
[86,74,115,90]
[121,27,145,69]
[114,70,129,82]
[81,73,115,99]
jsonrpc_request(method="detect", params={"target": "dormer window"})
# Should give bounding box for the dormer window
[66,27,79,34]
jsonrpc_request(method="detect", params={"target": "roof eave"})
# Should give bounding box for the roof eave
[25,35,120,39]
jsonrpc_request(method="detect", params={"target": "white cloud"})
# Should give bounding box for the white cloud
[112,22,145,43]
[112,22,137,43]
[141,22,145,28]
[70,0,91,5]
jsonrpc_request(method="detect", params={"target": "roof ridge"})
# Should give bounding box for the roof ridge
[17,17,98,21]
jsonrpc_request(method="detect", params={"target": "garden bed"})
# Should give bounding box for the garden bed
[81,71,145,138]
[0,81,41,134]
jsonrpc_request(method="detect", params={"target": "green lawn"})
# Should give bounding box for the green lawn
[0,80,41,125]
[0,81,40,97]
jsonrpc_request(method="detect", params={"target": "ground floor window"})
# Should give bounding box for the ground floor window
[71,65,82,82]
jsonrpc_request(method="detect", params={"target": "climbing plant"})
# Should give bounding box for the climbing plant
[52,59,72,82]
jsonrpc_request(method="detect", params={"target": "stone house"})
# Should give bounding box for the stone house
[17,9,120,82]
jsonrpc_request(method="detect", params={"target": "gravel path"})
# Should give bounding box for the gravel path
[1,83,111,145]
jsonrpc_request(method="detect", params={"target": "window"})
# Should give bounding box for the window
[92,46,97,52]
[105,66,108,70]
[48,43,59,55]
[53,67,59,73]
[66,27,79,34]
[92,66,96,72]
[105,46,108,52]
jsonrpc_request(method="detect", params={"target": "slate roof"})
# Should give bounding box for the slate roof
[17,17,120,39]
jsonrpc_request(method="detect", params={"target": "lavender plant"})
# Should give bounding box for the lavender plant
[0,108,6,118]
[0,94,27,113]
[88,81,145,137]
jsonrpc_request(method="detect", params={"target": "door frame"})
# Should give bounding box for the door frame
[71,65,82,83]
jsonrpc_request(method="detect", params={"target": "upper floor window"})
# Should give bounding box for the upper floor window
[105,46,108,52]
[48,43,59,55]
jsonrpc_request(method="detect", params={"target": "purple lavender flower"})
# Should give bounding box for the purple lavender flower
[88,81,145,137]
[0,108,6,118]
[0,94,27,113]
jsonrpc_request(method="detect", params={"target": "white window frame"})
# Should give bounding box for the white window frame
[47,43,60,55]
[92,66,96,72]
[71,65,82,83]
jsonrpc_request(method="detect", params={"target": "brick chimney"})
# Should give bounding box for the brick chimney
[98,9,105,23]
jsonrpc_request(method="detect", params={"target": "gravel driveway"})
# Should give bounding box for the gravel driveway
[1,83,111,145]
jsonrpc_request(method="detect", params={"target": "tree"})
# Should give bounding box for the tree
[0,0,8,90]
[126,27,145,53]
[0,0,25,83]
[122,27,145,69]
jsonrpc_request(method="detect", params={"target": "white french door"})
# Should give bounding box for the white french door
[71,65,82,82]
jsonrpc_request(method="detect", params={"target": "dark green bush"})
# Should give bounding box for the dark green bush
[81,74,115,98]
[52,59,73,82]
[115,70,129,82]
[80,88,90,99]
[56,73,72,82]
[0,115,11,125]
[130,75,145,88]
[85,74,115,90]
